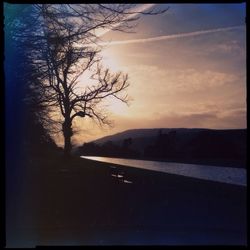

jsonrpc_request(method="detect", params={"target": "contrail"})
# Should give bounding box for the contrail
[98,25,245,46]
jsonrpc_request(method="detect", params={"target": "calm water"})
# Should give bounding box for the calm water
[81,156,246,186]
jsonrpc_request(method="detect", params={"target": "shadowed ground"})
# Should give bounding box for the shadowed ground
[6,154,247,247]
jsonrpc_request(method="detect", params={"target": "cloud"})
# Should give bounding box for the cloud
[198,39,246,58]
[128,109,245,129]
[70,104,246,145]
[128,65,239,95]
[98,25,244,46]
[147,111,218,128]
[173,69,238,91]
[107,106,246,133]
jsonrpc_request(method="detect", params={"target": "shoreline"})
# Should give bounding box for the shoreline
[76,153,246,169]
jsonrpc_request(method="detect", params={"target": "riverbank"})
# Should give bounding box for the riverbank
[6,153,247,246]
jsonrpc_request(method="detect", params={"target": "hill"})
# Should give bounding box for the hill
[93,128,208,149]
[76,128,247,168]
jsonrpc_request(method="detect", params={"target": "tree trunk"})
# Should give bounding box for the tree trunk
[63,133,72,158]
[63,119,72,158]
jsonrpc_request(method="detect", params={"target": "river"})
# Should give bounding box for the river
[81,156,246,186]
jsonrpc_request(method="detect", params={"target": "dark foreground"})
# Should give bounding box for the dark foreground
[6,154,247,247]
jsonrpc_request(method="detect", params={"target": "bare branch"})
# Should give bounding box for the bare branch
[17,3,165,155]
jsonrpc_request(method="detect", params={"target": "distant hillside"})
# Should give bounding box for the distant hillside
[93,128,209,148]
[76,128,247,168]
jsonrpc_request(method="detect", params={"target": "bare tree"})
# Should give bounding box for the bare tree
[19,4,167,157]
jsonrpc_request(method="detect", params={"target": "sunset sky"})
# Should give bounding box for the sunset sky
[67,3,246,146]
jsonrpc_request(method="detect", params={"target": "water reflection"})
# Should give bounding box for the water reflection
[81,156,246,186]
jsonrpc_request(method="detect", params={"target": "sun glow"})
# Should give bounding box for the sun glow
[99,49,130,116]
[100,48,122,72]
[105,98,130,116]
[77,48,124,92]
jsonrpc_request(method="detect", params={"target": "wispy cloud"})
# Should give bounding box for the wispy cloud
[99,25,244,46]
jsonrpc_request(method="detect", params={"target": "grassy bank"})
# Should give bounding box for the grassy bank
[6,153,247,246]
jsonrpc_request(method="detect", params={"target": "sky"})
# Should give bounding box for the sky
[64,3,246,146]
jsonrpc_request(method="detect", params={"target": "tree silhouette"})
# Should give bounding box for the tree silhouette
[5,4,57,157]
[14,4,167,157]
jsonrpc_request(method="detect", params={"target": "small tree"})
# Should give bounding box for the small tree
[17,4,167,157]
